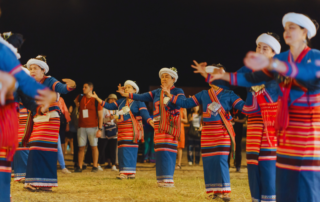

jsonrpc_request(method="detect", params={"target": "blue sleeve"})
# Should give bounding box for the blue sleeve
[230,70,274,87]
[46,77,75,94]
[138,102,152,124]
[130,90,156,102]
[229,91,245,111]
[17,90,39,114]
[277,61,320,81]
[100,100,119,110]
[0,45,46,98]
[170,91,202,109]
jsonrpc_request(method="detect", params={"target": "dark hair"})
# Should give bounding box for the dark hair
[212,63,226,71]
[7,33,24,49]
[84,82,94,89]
[298,15,319,46]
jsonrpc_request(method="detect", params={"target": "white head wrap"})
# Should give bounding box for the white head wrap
[124,80,139,93]
[159,67,178,83]
[0,35,20,59]
[205,65,225,74]
[26,56,49,74]
[256,33,281,54]
[282,12,317,39]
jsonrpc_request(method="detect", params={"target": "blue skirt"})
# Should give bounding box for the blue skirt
[13,148,29,181]
[118,146,138,174]
[0,158,11,202]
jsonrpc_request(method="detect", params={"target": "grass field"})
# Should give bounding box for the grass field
[11,151,251,202]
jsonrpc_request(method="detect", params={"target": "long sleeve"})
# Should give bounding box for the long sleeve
[0,45,46,98]
[138,102,152,124]
[277,61,320,81]
[101,100,120,110]
[129,90,156,102]
[170,91,202,109]
[229,70,274,87]
[46,77,75,94]
[229,91,245,111]
[17,90,39,114]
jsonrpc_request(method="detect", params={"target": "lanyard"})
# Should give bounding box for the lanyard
[83,96,91,109]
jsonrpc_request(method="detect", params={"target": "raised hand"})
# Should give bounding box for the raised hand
[62,78,76,88]
[243,51,270,71]
[161,85,172,98]
[0,71,16,105]
[117,84,128,97]
[191,60,207,78]
[92,91,99,99]
[35,89,57,112]
[208,68,225,83]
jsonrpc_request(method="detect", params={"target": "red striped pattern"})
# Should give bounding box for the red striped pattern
[9,65,22,75]
[117,121,139,148]
[52,81,59,91]
[28,118,60,152]
[276,106,320,171]
[0,148,11,173]
[201,121,230,157]
[18,108,28,144]
[246,114,277,165]
[232,98,242,108]
[154,123,177,153]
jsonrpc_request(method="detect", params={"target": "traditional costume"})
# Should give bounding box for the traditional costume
[128,67,185,187]
[0,41,46,201]
[214,34,281,202]
[101,80,152,178]
[25,56,75,188]
[233,13,320,202]
[169,85,244,197]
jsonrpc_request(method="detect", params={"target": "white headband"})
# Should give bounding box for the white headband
[124,80,139,93]
[256,33,281,54]
[283,12,317,39]
[159,68,178,83]
[205,66,225,73]
[26,58,49,74]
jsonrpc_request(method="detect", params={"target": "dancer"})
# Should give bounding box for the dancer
[116,68,185,187]
[92,80,153,179]
[211,13,320,202]
[25,55,76,191]
[192,33,281,202]
[162,65,244,201]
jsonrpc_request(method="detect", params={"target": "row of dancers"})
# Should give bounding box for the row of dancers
[1,11,320,202]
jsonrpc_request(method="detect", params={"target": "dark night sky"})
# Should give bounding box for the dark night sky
[1,0,319,106]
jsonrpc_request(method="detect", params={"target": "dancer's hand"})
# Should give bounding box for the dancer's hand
[117,84,128,97]
[92,91,99,99]
[161,85,172,98]
[0,71,16,105]
[35,89,57,111]
[62,79,76,88]
[191,60,208,78]
[244,51,270,71]
[149,120,154,128]
[208,68,226,83]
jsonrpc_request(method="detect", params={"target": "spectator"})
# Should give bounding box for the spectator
[65,106,76,155]
[187,106,201,165]
[176,108,188,169]
[74,82,103,173]
[98,94,119,171]
[143,105,155,163]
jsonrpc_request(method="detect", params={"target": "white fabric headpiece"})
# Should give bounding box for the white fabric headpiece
[26,57,49,74]
[159,67,178,83]
[205,66,225,73]
[124,80,139,93]
[256,33,281,54]
[282,12,317,39]
[0,35,20,59]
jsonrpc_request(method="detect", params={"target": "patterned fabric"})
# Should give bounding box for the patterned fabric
[276,106,320,202]
[154,122,177,184]
[201,121,231,194]
[25,117,60,187]
[246,114,277,202]
[0,102,19,161]
[0,147,11,202]
[126,100,144,143]
[117,121,139,175]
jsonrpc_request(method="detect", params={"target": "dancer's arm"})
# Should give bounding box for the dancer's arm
[138,102,154,128]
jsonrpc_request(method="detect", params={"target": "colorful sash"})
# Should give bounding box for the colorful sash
[0,102,19,160]
[255,89,278,146]
[275,46,310,143]
[208,88,236,159]
[159,90,181,140]
[21,111,33,147]
[126,100,144,143]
